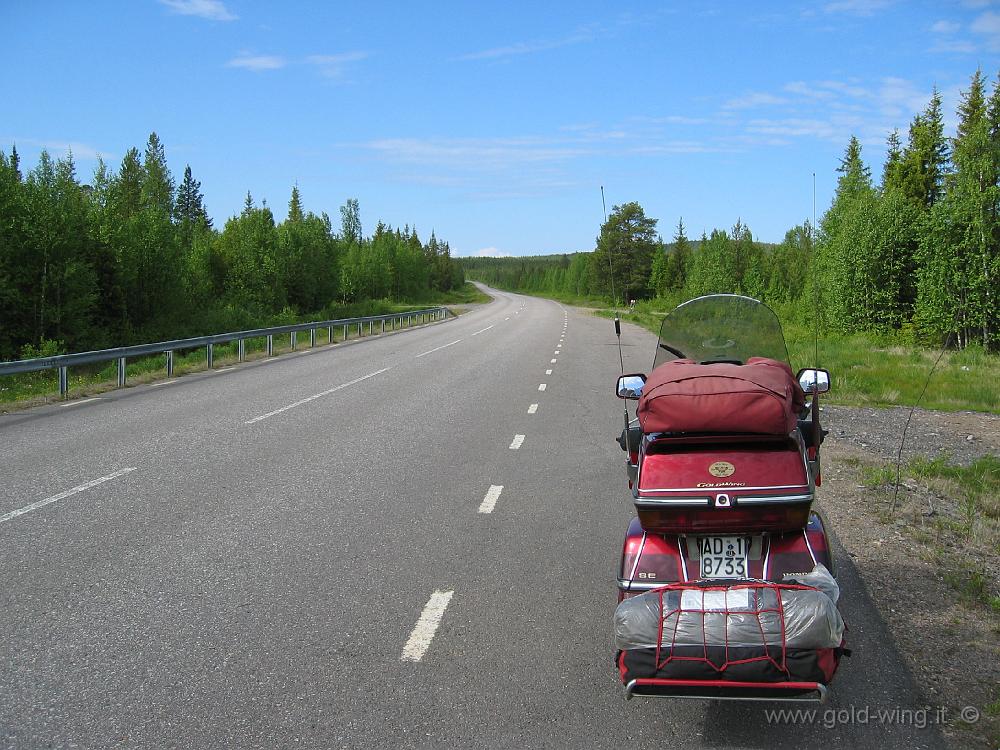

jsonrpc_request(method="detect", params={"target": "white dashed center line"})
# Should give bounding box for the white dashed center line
[245,368,391,424]
[551,358,557,363]
[509,434,526,449]
[527,403,538,414]
[415,339,462,358]
[471,325,494,336]
[0,468,137,525]
[546,369,552,375]
[478,485,504,514]
[538,383,547,391]
[401,590,454,662]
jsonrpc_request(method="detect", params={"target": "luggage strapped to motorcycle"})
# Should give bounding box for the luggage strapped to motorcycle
[617,580,840,703]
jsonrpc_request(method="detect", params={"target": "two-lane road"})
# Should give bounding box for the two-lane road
[0,287,943,748]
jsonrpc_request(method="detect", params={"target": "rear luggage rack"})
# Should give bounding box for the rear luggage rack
[625,678,828,702]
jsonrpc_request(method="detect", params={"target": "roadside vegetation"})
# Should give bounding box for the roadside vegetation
[463,68,1000,414]
[0,284,486,408]
[0,133,466,366]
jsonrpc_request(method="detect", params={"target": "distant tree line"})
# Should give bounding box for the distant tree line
[463,69,1000,352]
[0,133,463,360]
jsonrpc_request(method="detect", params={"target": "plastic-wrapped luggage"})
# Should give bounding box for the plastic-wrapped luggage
[614,566,845,685]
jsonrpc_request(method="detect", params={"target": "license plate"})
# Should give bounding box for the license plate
[699,536,749,579]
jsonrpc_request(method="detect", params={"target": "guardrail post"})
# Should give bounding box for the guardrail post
[238,339,245,362]
[165,350,174,377]
[58,366,68,398]
[266,334,274,356]
[343,324,348,341]
[310,328,316,347]
[369,320,373,336]
[117,357,127,388]
[358,322,363,338]
[327,325,332,344]
[381,319,385,334]
[207,343,214,369]
[290,331,297,351]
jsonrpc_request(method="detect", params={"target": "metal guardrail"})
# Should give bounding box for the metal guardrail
[0,307,451,397]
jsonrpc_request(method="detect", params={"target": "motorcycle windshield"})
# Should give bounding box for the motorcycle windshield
[652,294,789,370]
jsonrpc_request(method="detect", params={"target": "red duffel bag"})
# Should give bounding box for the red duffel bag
[637,357,804,435]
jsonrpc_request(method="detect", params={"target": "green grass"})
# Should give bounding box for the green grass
[0,287,487,408]
[591,298,1000,414]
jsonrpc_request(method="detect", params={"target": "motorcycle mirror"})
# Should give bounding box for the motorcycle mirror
[797,368,831,394]
[616,373,646,399]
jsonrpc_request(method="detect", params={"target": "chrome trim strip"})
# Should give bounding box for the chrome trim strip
[803,529,818,567]
[678,537,689,581]
[639,484,807,494]
[736,494,813,505]
[618,580,665,592]
[762,535,771,580]
[635,497,712,506]
[625,680,828,703]
[627,532,647,582]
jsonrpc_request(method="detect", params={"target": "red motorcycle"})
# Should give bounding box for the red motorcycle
[613,294,846,702]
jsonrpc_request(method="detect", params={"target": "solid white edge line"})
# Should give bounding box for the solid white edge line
[509,434,525,449]
[245,368,391,424]
[471,325,494,336]
[0,468,137,525]
[478,484,504,514]
[59,397,103,407]
[149,380,180,387]
[527,404,538,414]
[401,590,454,662]
[414,339,462,358]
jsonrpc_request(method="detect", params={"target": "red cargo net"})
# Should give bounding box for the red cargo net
[651,581,817,674]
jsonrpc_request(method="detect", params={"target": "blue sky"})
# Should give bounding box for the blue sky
[3,1,999,255]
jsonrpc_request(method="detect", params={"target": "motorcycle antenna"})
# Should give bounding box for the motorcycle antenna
[601,186,626,375]
[811,173,821,451]
[812,173,818,368]
[602,186,631,460]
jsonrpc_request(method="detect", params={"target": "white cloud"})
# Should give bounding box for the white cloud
[365,137,589,169]
[784,81,836,100]
[930,20,961,34]
[9,138,106,161]
[723,92,789,110]
[823,0,892,15]
[971,10,1000,47]
[226,54,287,71]
[474,247,512,257]
[931,38,978,53]
[159,0,236,22]
[458,25,600,61]
[306,52,369,79]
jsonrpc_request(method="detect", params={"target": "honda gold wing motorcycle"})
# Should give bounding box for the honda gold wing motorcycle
[612,294,847,703]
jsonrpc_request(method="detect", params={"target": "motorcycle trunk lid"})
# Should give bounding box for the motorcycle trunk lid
[634,434,813,535]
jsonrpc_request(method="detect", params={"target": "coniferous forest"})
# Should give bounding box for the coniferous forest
[464,70,1000,353]
[0,133,464,361]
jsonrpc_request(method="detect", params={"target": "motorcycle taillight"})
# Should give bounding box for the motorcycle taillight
[636,503,811,534]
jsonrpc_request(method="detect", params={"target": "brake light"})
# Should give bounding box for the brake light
[636,504,810,533]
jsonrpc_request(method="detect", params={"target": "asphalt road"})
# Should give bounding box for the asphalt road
[0,286,945,749]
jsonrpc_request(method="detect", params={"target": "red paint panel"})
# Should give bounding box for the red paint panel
[639,444,807,493]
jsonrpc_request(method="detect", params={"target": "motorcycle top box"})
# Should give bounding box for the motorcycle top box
[634,434,813,534]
